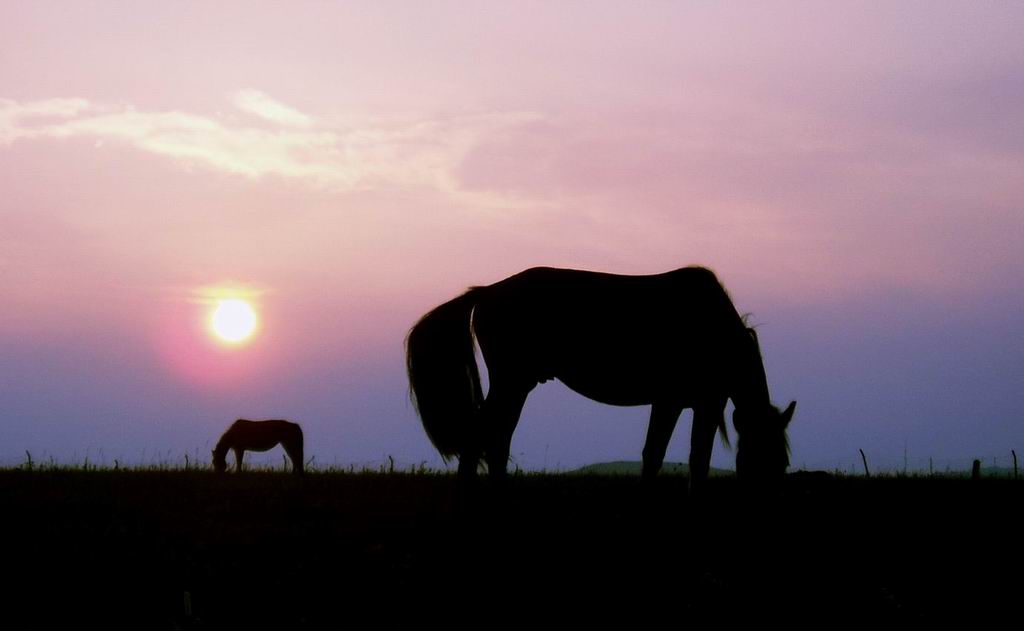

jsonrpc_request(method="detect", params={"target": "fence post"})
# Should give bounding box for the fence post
[971,459,981,480]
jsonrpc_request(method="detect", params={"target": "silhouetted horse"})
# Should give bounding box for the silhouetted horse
[406,266,795,487]
[213,419,305,474]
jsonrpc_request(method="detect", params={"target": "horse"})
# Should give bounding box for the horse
[212,419,305,474]
[406,265,795,487]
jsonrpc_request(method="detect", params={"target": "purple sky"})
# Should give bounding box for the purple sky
[2,2,1022,472]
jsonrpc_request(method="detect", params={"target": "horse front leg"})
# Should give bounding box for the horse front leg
[689,402,724,491]
[642,402,684,481]
[234,447,244,473]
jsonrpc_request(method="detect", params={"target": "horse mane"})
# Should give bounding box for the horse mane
[213,419,241,453]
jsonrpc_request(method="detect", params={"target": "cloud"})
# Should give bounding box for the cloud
[0,97,91,142]
[189,282,269,306]
[0,94,541,206]
[233,90,313,128]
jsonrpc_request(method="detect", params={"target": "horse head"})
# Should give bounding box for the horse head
[212,449,227,473]
[734,400,796,482]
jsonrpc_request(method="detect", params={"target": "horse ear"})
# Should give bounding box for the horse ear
[781,401,796,427]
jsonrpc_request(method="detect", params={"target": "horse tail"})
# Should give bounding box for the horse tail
[405,287,486,460]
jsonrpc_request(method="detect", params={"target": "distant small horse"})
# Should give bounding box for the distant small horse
[406,266,795,487]
[213,419,305,474]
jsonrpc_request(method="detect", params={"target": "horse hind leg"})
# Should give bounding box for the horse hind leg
[457,446,482,482]
[287,437,304,475]
[481,379,533,483]
[234,447,245,473]
[642,402,684,481]
[455,415,487,484]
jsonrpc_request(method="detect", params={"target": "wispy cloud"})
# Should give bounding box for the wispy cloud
[233,90,313,128]
[0,93,541,206]
[189,282,269,306]
[0,97,91,142]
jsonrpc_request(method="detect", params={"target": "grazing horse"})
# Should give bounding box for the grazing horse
[212,419,305,474]
[406,266,795,487]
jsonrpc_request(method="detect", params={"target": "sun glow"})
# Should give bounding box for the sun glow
[210,299,258,344]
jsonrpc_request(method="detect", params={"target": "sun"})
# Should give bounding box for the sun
[210,299,258,344]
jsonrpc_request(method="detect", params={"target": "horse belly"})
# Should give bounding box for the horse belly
[558,372,655,406]
[243,438,282,452]
[555,351,696,406]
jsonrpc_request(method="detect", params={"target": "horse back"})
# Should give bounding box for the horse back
[472,266,748,402]
[478,266,743,345]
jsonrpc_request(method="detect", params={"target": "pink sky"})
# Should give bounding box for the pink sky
[2,3,1023,471]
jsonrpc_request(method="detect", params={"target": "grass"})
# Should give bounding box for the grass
[569,460,734,476]
[2,466,1022,626]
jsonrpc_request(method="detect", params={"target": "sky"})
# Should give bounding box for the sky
[2,2,1022,472]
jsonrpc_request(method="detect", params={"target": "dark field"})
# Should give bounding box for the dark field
[2,469,1021,627]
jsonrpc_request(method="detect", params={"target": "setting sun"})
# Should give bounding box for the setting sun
[210,299,258,344]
